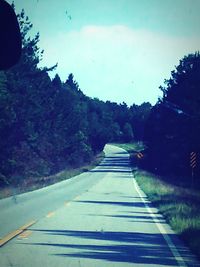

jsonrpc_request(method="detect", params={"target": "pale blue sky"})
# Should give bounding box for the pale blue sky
[8,0,200,105]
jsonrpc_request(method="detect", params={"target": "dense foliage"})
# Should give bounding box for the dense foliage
[0,9,151,185]
[144,52,200,176]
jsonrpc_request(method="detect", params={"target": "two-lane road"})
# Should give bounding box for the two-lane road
[0,145,199,266]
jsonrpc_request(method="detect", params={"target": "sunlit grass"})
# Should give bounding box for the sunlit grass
[135,170,200,259]
[112,142,145,152]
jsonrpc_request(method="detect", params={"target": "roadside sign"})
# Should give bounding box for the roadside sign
[190,152,197,188]
[190,152,197,169]
[137,152,143,159]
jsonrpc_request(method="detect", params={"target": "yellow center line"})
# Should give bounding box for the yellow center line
[0,220,36,247]
[18,230,32,239]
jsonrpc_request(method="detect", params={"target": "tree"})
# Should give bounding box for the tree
[123,123,134,143]
[0,8,57,181]
[160,52,200,116]
[144,52,200,175]
[130,102,152,140]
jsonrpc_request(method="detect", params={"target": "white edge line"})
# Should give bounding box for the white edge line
[133,178,187,267]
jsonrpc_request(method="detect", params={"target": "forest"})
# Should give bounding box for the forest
[1,7,200,188]
[0,8,151,186]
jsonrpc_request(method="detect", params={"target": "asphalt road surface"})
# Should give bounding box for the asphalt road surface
[0,144,199,267]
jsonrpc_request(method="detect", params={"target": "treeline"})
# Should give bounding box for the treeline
[144,52,200,177]
[0,9,151,185]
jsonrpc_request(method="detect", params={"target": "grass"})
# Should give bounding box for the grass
[115,142,200,260]
[0,152,104,199]
[113,142,145,153]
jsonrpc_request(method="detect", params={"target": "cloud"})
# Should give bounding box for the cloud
[40,25,200,105]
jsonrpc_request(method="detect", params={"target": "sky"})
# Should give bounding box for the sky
[7,0,200,105]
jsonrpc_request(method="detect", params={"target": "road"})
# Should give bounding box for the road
[0,144,199,267]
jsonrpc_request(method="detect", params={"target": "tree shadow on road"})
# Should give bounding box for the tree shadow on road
[74,199,150,208]
[26,229,195,266]
[87,213,166,224]
[91,155,132,174]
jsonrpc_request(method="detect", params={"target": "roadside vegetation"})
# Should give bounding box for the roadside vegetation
[0,151,104,199]
[116,143,200,260]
